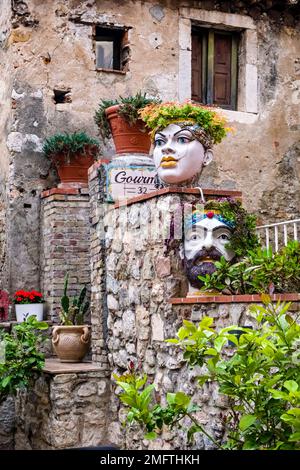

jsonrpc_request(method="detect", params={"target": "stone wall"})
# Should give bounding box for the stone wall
[14,362,110,449]
[0,0,300,292]
[40,186,91,322]
[90,183,300,449]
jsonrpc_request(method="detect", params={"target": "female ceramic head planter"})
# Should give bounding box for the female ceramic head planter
[180,199,259,297]
[140,102,230,186]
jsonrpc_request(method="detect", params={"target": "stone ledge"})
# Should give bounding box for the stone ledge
[169,293,300,304]
[43,358,105,374]
[41,186,89,198]
[114,187,243,208]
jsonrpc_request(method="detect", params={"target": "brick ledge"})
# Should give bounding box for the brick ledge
[169,293,300,304]
[41,186,89,198]
[114,187,242,208]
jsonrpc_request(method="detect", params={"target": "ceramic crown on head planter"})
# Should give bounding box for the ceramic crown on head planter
[140,102,231,186]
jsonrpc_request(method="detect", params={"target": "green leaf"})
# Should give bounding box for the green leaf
[182,320,197,332]
[145,432,157,440]
[289,432,300,442]
[199,317,214,328]
[1,376,11,387]
[284,380,298,393]
[239,414,256,431]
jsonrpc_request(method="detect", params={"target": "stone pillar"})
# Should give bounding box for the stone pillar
[40,186,91,323]
[88,162,110,369]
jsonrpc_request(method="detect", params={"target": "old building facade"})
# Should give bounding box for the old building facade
[0,0,299,293]
[0,0,300,450]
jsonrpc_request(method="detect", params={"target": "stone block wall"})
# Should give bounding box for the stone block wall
[88,179,300,449]
[14,362,111,449]
[88,163,110,370]
[40,186,91,323]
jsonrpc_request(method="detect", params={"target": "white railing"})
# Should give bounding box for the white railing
[256,218,300,252]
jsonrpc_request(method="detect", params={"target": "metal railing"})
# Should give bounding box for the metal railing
[256,218,300,252]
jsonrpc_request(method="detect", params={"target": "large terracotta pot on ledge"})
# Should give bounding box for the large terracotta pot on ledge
[52,325,91,362]
[105,105,151,155]
[51,152,95,184]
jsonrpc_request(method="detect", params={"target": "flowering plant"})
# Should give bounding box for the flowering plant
[139,101,233,145]
[13,290,44,304]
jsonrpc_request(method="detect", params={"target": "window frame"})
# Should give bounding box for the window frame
[192,27,239,110]
[93,25,129,73]
[178,8,258,121]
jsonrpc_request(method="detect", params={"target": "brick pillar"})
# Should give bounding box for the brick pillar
[40,186,91,323]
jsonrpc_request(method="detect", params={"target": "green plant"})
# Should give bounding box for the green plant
[139,101,232,144]
[43,131,100,162]
[0,316,48,403]
[199,240,300,294]
[94,91,160,141]
[114,297,300,449]
[59,273,89,325]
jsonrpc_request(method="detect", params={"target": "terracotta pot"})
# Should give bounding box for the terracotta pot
[52,325,91,362]
[105,105,151,155]
[51,152,95,183]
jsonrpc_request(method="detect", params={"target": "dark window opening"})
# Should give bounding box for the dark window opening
[94,25,129,72]
[192,27,239,110]
[53,88,72,104]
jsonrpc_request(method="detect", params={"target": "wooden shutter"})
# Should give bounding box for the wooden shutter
[213,33,232,107]
[191,33,202,102]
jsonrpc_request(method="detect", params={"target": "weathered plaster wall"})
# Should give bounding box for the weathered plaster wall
[1,0,299,293]
[0,0,12,290]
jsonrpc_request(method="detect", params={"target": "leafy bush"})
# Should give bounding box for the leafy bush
[199,240,300,294]
[115,297,300,449]
[59,273,89,325]
[0,316,48,403]
[94,91,160,141]
[43,131,100,161]
[139,101,232,143]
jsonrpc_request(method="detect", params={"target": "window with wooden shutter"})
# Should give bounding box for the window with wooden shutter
[94,26,129,72]
[192,28,239,110]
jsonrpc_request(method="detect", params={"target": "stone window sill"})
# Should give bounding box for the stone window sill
[95,68,126,75]
[218,109,259,124]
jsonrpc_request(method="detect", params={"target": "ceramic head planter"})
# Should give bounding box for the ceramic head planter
[140,102,230,186]
[181,199,259,296]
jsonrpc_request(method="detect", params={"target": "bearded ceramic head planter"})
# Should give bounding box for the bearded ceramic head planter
[180,199,259,297]
[140,102,230,186]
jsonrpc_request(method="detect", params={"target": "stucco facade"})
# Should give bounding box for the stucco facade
[0,0,299,292]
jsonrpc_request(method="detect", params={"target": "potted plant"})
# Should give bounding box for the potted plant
[13,290,44,322]
[43,131,100,183]
[52,274,90,362]
[94,91,160,154]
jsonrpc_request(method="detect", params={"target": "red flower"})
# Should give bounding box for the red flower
[13,289,44,304]
[206,211,215,219]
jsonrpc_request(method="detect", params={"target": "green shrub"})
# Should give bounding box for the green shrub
[0,316,48,403]
[43,131,100,161]
[199,240,300,294]
[94,91,160,141]
[115,297,300,449]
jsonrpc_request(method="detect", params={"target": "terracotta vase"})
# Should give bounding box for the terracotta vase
[51,152,95,184]
[52,325,91,362]
[105,105,151,155]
